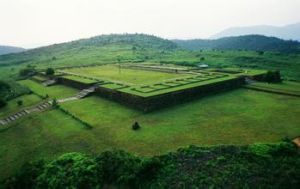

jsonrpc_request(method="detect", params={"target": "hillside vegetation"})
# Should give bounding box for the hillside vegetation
[173,35,300,52]
[0,34,299,80]
[3,142,299,189]
[0,34,178,67]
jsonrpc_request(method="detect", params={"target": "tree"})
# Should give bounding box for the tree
[45,68,55,75]
[264,71,282,83]
[19,67,36,77]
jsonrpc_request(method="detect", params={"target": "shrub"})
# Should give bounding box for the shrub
[51,99,58,108]
[0,98,7,108]
[132,121,141,130]
[95,150,141,185]
[263,70,282,83]
[3,160,45,189]
[19,67,36,77]
[37,153,101,189]
[17,100,23,106]
[45,68,55,75]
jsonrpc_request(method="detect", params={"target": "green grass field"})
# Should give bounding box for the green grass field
[1,84,299,179]
[250,81,300,95]
[0,94,41,118]
[18,80,79,99]
[61,64,191,85]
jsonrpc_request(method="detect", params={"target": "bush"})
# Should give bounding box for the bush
[263,70,282,83]
[45,68,55,75]
[37,153,101,189]
[95,150,142,185]
[3,160,45,189]
[51,99,58,108]
[17,100,23,106]
[132,121,141,130]
[0,98,7,108]
[19,66,36,77]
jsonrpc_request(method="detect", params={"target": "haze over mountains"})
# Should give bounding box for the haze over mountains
[0,45,25,55]
[211,22,300,41]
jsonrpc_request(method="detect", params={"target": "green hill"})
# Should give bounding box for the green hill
[0,34,178,67]
[173,35,300,53]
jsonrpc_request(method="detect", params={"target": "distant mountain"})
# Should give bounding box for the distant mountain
[211,23,300,41]
[173,35,300,53]
[0,45,25,55]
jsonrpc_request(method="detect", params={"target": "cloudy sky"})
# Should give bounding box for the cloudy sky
[0,0,299,48]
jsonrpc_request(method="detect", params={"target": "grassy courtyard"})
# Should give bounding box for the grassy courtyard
[61,64,191,85]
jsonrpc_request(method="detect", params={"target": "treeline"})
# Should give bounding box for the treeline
[173,35,300,53]
[2,142,299,189]
[0,80,31,108]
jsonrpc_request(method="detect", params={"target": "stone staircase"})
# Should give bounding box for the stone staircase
[42,79,57,87]
[0,101,52,126]
[0,86,97,127]
[76,86,97,99]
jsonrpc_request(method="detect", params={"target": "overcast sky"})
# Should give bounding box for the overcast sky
[0,0,299,48]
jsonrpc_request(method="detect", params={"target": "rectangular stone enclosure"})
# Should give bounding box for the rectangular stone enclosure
[49,63,267,112]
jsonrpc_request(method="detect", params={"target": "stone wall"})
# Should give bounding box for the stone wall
[93,76,245,112]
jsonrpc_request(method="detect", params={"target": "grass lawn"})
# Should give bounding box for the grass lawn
[250,81,300,95]
[62,65,191,85]
[0,88,299,179]
[60,89,300,155]
[0,94,41,118]
[0,109,87,179]
[62,75,97,84]
[18,80,79,99]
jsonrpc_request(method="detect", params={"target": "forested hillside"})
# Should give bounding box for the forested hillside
[173,35,300,53]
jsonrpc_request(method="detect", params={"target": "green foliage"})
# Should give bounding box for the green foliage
[19,66,36,77]
[51,98,58,108]
[45,68,55,75]
[17,100,23,106]
[263,70,282,83]
[0,80,31,101]
[37,153,100,189]
[96,150,141,185]
[3,160,45,189]
[0,98,6,108]
[3,142,299,189]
